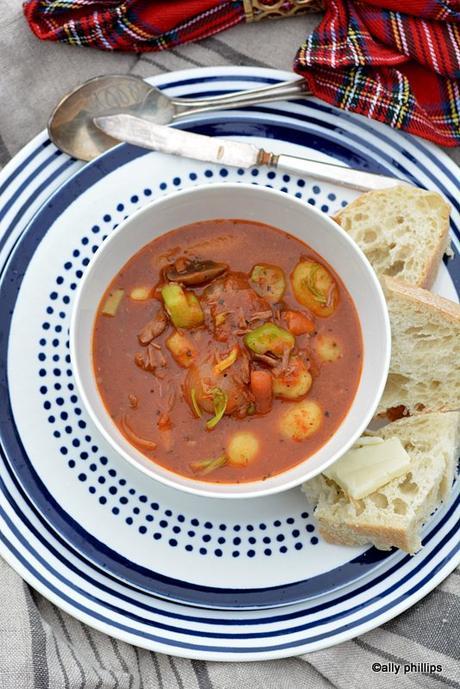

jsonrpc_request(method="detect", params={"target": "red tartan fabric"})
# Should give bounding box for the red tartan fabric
[23,0,460,146]
[23,1,246,52]
[294,1,460,146]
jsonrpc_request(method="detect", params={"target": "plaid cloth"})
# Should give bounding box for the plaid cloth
[294,0,460,146]
[23,0,247,52]
[22,0,460,147]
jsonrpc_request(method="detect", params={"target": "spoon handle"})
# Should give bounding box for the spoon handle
[171,79,308,118]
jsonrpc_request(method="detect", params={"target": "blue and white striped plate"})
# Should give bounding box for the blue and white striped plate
[0,67,458,659]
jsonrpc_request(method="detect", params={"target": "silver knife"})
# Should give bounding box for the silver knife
[94,114,403,192]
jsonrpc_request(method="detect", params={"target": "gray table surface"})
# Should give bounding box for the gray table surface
[0,3,459,688]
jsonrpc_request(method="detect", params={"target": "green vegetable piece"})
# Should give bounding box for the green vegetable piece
[189,453,228,476]
[206,388,228,430]
[102,288,125,317]
[161,283,204,328]
[244,323,295,356]
[250,264,286,303]
[190,388,202,418]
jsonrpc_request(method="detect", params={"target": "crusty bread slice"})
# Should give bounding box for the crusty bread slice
[334,185,450,288]
[302,412,460,554]
[378,276,460,415]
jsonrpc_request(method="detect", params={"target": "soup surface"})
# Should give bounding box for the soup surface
[93,220,362,483]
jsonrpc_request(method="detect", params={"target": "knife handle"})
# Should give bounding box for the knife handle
[274,153,402,192]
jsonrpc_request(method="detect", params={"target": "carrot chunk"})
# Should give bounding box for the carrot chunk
[250,370,273,415]
[283,310,315,336]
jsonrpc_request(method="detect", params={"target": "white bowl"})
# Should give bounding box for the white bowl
[71,183,390,499]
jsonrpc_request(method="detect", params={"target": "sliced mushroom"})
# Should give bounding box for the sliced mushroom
[164,258,228,286]
[138,309,167,345]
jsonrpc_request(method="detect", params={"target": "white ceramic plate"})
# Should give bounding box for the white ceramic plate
[0,67,458,659]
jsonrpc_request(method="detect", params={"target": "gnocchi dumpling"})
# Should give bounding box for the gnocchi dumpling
[279,400,323,441]
[272,356,312,400]
[315,334,343,362]
[227,431,260,466]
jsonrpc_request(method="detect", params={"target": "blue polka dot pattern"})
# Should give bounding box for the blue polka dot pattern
[35,169,341,559]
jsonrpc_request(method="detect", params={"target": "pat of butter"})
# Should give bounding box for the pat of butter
[323,437,411,500]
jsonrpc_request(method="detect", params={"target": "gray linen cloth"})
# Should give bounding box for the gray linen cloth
[0,3,459,687]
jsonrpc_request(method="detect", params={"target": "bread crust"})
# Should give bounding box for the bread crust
[421,232,451,289]
[383,275,460,324]
[317,520,415,552]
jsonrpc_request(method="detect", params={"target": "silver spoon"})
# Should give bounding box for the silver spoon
[48,74,307,162]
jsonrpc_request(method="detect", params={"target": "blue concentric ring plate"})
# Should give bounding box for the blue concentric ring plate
[0,67,458,660]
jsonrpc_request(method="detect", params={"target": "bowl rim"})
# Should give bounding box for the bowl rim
[70,182,391,499]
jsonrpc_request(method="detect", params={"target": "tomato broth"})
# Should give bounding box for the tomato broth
[93,220,363,482]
